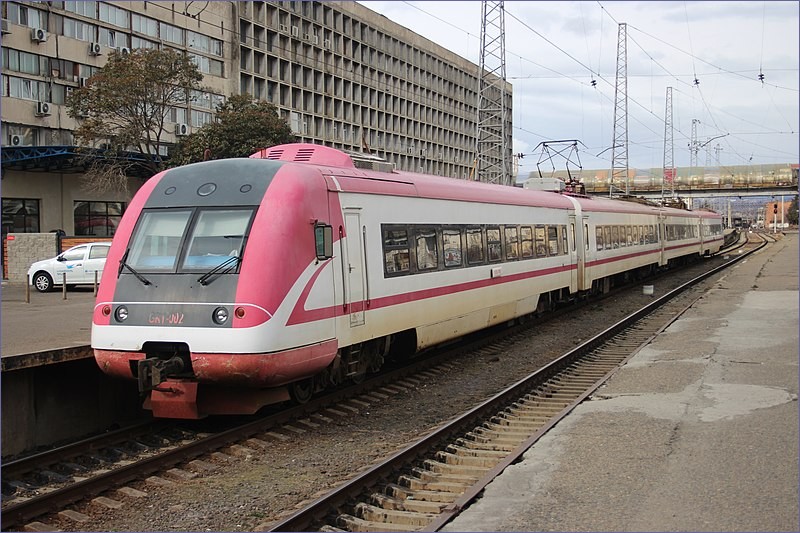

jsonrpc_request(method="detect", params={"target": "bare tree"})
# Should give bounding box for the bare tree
[67,48,203,192]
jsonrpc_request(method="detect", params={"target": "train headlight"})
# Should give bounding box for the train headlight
[213,306,229,325]
[114,305,129,322]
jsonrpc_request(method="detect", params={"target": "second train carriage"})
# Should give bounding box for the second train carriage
[91,143,723,418]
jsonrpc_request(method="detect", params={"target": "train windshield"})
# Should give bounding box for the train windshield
[126,207,254,273]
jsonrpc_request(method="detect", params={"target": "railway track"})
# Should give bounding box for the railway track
[266,233,769,532]
[0,232,766,531]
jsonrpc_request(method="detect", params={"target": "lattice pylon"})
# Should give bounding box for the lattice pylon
[662,86,675,200]
[475,0,511,186]
[610,22,629,196]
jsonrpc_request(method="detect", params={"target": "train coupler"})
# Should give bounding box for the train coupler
[137,356,185,394]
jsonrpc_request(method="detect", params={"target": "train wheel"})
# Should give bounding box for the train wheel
[289,378,314,404]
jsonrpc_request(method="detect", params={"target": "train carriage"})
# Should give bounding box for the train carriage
[91,143,722,418]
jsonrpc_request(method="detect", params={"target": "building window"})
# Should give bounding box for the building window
[190,109,213,128]
[2,199,40,234]
[63,18,97,41]
[4,3,47,29]
[65,0,97,19]
[187,31,223,57]
[73,201,125,236]
[99,2,130,29]
[159,22,184,45]
[132,13,158,37]
[99,28,130,48]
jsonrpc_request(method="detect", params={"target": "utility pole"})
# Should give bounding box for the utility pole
[662,86,674,201]
[475,0,511,186]
[610,22,629,196]
[690,119,699,169]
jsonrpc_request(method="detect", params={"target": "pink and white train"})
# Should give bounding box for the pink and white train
[91,143,723,418]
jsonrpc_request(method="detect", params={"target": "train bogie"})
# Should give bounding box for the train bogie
[92,143,723,419]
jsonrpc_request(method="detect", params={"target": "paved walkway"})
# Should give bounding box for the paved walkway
[1,282,95,357]
[444,232,799,532]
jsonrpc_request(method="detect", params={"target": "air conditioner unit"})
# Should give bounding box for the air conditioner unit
[303,33,310,41]
[420,148,427,156]
[36,101,52,116]
[279,23,288,32]
[117,46,131,56]
[30,27,48,43]
[1,19,10,35]
[10,134,24,146]
[88,42,102,56]
[406,147,414,154]
[175,123,189,136]
[323,38,331,48]
[312,35,319,45]
[291,26,299,37]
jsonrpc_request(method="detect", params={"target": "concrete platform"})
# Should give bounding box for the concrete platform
[443,232,799,532]
[1,282,95,363]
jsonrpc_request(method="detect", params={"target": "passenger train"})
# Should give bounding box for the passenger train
[91,143,724,418]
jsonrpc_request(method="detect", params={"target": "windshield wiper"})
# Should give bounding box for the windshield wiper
[197,255,241,286]
[118,249,155,286]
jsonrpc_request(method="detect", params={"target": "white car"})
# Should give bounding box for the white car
[28,242,111,292]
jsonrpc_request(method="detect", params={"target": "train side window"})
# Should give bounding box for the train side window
[442,228,463,268]
[582,224,587,251]
[486,226,502,262]
[596,226,604,251]
[604,226,611,250]
[534,225,547,257]
[520,226,533,258]
[626,225,633,247]
[639,225,645,245]
[504,226,519,260]
[466,226,485,264]
[611,225,619,248]
[547,225,559,256]
[415,227,438,271]
[382,227,410,275]
[632,225,639,246]
[565,225,571,254]
[618,225,627,247]
[314,223,333,260]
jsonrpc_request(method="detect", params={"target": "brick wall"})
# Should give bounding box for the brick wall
[5,233,59,282]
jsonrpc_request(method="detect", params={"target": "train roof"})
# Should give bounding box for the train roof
[253,144,721,219]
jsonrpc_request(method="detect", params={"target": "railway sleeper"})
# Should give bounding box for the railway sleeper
[492,413,552,427]
[444,443,509,459]
[480,421,541,436]
[409,466,479,486]
[397,473,468,494]
[512,400,570,412]
[336,512,418,532]
[453,436,516,452]
[370,492,449,514]
[435,450,501,468]
[385,483,460,503]
[422,458,490,478]
[463,430,526,446]
[355,502,438,526]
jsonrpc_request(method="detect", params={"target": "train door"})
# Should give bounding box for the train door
[568,215,580,293]
[343,210,366,327]
[568,215,590,292]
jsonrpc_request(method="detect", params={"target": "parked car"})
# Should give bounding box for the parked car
[28,242,111,292]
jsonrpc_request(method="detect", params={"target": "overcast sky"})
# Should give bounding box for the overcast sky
[358,1,799,177]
